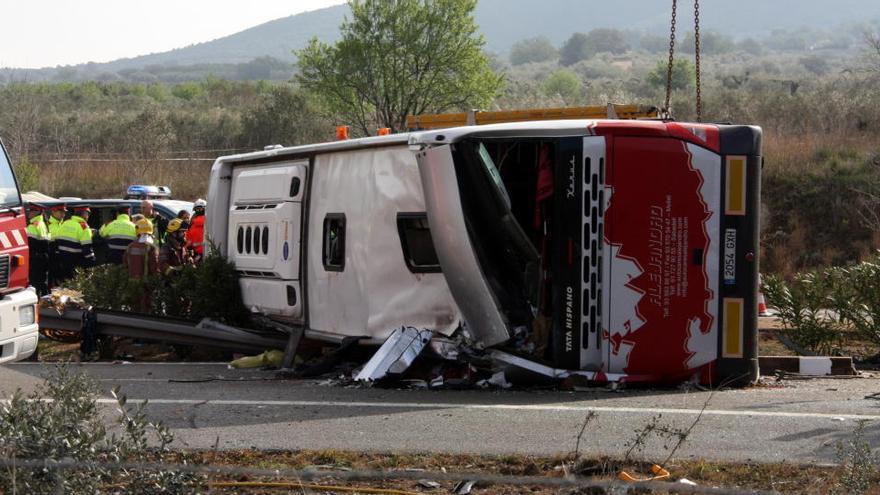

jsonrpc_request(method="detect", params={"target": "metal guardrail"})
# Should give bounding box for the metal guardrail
[39,307,288,353]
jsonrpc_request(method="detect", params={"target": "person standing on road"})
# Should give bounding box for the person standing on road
[46,203,66,287]
[99,205,137,264]
[25,203,50,295]
[186,198,206,261]
[124,218,160,313]
[140,200,167,247]
[160,218,191,276]
[54,206,95,282]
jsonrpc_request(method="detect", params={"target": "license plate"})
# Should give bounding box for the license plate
[723,228,736,284]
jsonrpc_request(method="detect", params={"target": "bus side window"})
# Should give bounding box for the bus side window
[322,213,346,271]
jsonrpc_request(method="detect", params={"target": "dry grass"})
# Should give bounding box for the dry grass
[170,449,879,494]
[31,156,213,200]
[762,130,879,178]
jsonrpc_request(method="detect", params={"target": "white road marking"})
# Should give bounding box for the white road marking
[81,398,880,421]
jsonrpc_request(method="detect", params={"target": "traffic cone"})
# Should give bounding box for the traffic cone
[757,290,770,316]
[757,274,770,316]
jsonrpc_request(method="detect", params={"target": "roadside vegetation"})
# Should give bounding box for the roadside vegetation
[3,364,878,494]
[764,253,880,359]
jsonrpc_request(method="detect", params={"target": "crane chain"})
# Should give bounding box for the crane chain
[694,0,702,122]
[663,0,677,118]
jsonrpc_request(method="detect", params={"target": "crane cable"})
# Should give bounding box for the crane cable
[663,0,702,121]
[694,0,702,122]
[662,0,677,118]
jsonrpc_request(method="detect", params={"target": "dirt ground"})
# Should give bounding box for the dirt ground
[162,449,879,494]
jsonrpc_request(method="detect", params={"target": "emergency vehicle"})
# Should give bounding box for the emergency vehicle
[206,105,761,384]
[0,139,40,363]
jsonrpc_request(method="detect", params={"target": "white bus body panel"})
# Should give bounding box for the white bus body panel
[227,161,308,320]
[306,146,460,341]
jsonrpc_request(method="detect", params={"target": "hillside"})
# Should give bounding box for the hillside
[3,0,879,81]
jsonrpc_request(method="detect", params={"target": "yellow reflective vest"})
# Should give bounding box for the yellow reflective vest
[55,215,95,261]
[99,214,136,254]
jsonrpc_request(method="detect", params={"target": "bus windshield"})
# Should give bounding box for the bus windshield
[0,146,21,208]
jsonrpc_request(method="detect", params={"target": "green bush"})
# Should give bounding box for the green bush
[765,252,880,355]
[67,263,147,311]
[69,251,250,326]
[0,363,202,493]
[13,155,40,192]
[830,256,880,345]
[763,271,843,355]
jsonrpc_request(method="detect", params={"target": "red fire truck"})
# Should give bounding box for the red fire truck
[0,139,40,363]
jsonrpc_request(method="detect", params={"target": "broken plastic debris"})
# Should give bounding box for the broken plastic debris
[417,479,441,489]
[428,338,460,360]
[618,464,670,482]
[679,478,698,486]
[477,371,511,389]
[355,327,433,381]
[453,480,476,494]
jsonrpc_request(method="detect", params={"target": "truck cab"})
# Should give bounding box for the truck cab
[0,140,40,363]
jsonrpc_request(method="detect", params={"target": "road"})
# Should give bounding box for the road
[2,362,879,464]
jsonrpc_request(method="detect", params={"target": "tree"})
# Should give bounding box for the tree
[560,29,630,66]
[865,30,880,72]
[296,0,503,134]
[799,55,829,76]
[542,70,582,104]
[240,85,330,148]
[584,28,630,55]
[681,31,733,55]
[510,37,557,65]
[646,59,695,90]
[560,33,587,66]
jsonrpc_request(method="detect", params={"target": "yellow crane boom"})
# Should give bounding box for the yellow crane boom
[406,103,659,130]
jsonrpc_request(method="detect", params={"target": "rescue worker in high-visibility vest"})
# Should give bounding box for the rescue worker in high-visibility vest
[185,198,206,261]
[46,203,66,287]
[25,203,50,295]
[55,206,95,282]
[99,205,137,264]
[124,218,160,312]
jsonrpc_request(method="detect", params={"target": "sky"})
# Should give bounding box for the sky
[1,0,346,69]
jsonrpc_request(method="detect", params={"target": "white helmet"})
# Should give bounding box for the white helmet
[194,198,207,208]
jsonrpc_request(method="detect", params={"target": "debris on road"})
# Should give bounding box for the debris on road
[452,480,476,494]
[476,371,511,389]
[417,479,441,489]
[618,464,670,482]
[355,327,432,382]
[229,350,285,369]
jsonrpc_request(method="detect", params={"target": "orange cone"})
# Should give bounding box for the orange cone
[757,290,770,316]
[757,274,770,316]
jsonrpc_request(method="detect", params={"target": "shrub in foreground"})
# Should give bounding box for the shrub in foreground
[0,363,202,494]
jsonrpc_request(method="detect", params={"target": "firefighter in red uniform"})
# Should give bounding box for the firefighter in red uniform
[123,218,160,313]
[185,199,206,262]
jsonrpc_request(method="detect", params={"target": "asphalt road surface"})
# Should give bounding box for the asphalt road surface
[2,362,879,464]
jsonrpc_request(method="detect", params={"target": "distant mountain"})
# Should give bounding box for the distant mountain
[4,0,880,81]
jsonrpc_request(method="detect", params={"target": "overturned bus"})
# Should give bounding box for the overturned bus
[206,113,761,385]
